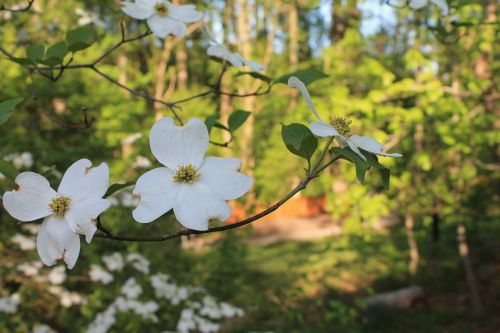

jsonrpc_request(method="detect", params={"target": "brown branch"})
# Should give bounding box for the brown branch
[39,106,94,129]
[93,153,341,243]
[0,0,35,12]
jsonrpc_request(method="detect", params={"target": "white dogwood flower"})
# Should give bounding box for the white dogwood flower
[121,0,203,38]
[207,44,266,72]
[288,76,402,161]
[408,0,449,16]
[132,118,253,231]
[2,159,110,269]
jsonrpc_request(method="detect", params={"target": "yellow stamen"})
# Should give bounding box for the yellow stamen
[154,3,168,17]
[331,116,353,137]
[49,196,71,219]
[173,164,201,184]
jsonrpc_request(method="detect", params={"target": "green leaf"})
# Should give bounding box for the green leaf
[235,71,273,83]
[43,42,68,64]
[332,147,391,189]
[9,57,35,65]
[213,121,230,132]
[205,114,219,133]
[47,42,69,58]
[281,123,318,161]
[0,98,24,126]
[66,26,93,52]
[104,182,135,198]
[379,168,391,190]
[26,44,45,62]
[0,160,18,181]
[332,147,370,184]
[228,110,251,132]
[273,68,328,86]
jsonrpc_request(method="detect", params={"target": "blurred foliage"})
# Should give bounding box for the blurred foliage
[0,0,499,332]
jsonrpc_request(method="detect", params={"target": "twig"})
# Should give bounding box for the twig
[94,146,341,242]
[0,0,35,12]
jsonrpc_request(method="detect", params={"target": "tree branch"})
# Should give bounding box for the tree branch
[0,0,35,12]
[94,149,341,243]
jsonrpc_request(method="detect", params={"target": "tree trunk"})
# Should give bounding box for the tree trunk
[288,0,299,108]
[405,213,420,276]
[457,223,483,315]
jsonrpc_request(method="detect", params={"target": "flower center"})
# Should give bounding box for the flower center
[331,116,353,137]
[154,3,168,16]
[173,164,201,184]
[49,196,71,219]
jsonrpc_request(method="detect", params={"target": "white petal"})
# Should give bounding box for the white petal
[431,0,449,15]
[198,157,253,200]
[37,217,80,269]
[346,138,367,161]
[66,198,110,243]
[207,45,244,67]
[132,168,178,223]
[147,15,187,38]
[309,121,339,137]
[349,135,403,158]
[167,3,203,23]
[173,183,231,231]
[150,118,209,170]
[242,59,267,72]
[121,2,155,20]
[408,0,427,9]
[58,159,109,201]
[3,172,56,222]
[288,76,323,122]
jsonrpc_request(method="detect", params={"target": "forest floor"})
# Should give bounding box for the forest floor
[192,219,500,333]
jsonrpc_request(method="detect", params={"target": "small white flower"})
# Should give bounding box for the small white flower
[288,77,402,161]
[408,0,449,16]
[48,266,67,285]
[2,159,110,269]
[102,252,125,272]
[121,278,143,299]
[17,261,43,276]
[207,44,266,72]
[127,253,150,273]
[132,118,253,231]
[89,265,114,284]
[11,233,36,250]
[132,155,152,169]
[0,294,20,314]
[121,0,203,38]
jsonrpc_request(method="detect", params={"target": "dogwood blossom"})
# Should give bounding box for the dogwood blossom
[132,117,253,231]
[288,76,402,161]
[207,44,266,72]
[121,0,203,38]
[2,159,110,268]
[408,0,449,16]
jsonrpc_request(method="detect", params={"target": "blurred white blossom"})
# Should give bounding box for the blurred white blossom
[90,265,114,285]
[11,233,36,250]
[132,155,152,169]
[47,266,67,285]
[102,252,125,272]
[33,324,57,333]
[0,294,20,314]
[5,152,34,169]
[126,253,150,274]
[121,278,142,299]
[17,261,43,276]
[75,8,106,28]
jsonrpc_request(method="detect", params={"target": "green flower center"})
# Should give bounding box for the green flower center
[154,3,168,16]
[173,164,201,184]
[331,116,353,137]
[49,196,71,219]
